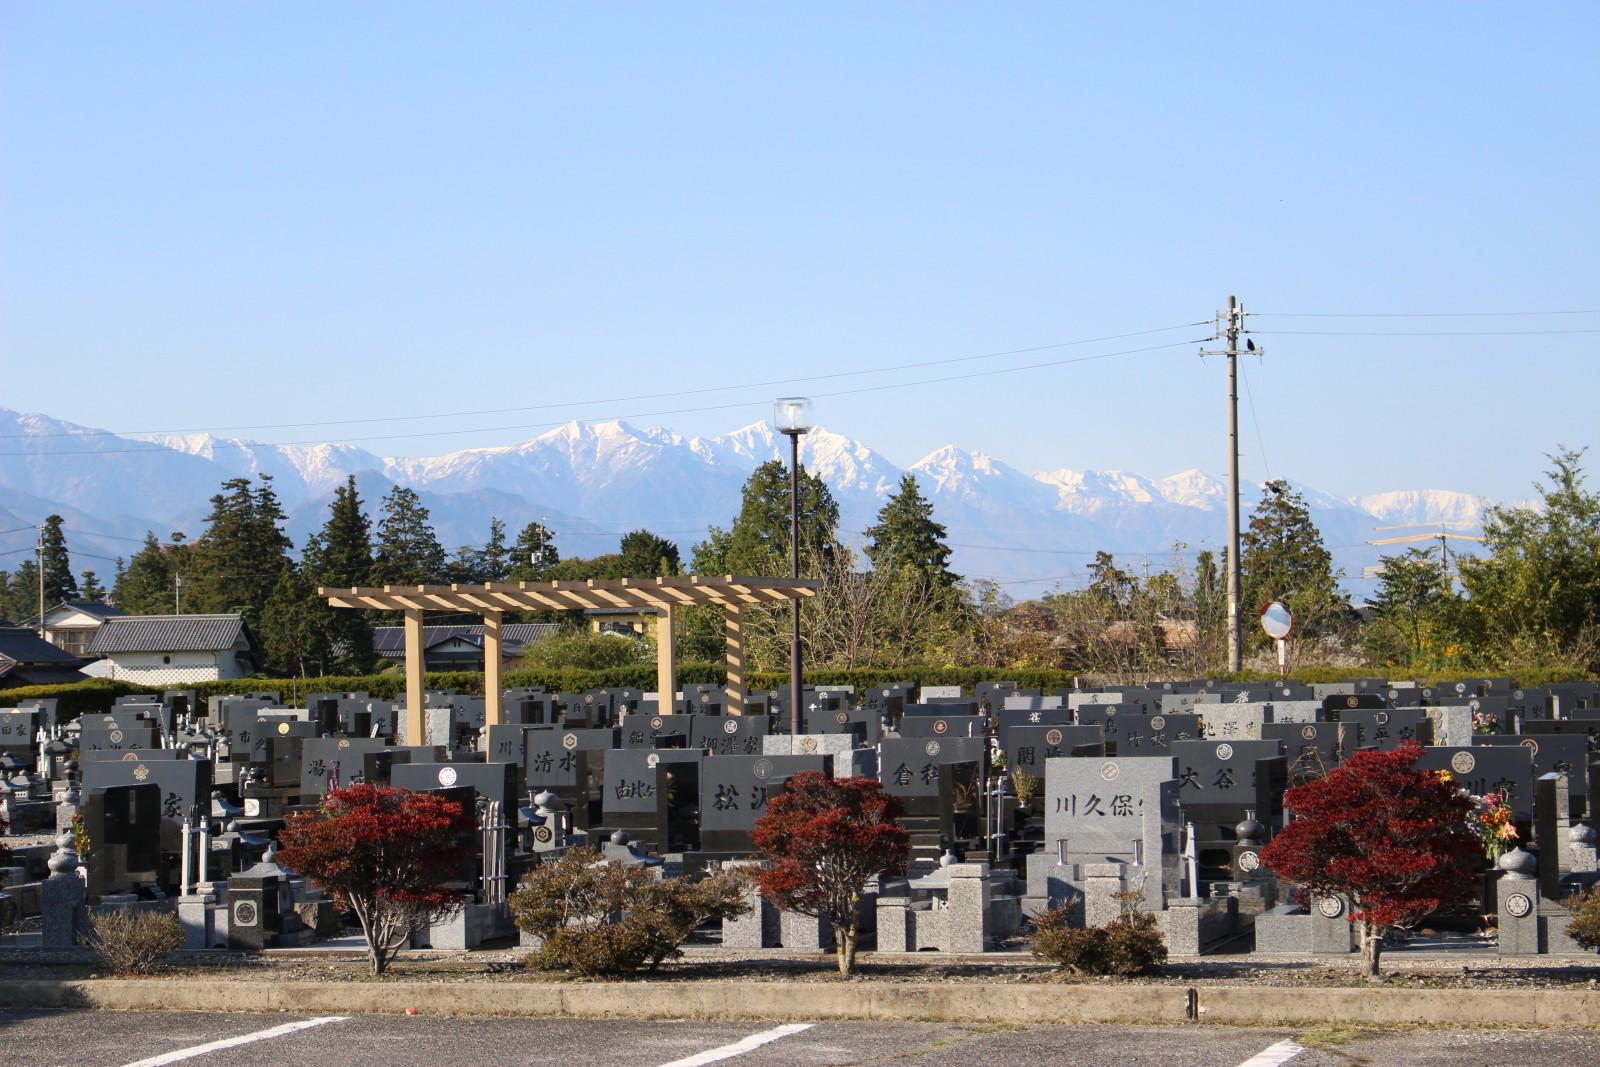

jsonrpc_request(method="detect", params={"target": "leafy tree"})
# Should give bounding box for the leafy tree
[1240,480,1349,645]
[259,565,331,677]
[186,477,292,627]
[618,529,681,577]
[1085,551,1134,614]
[110,534,181,615]
[371,487,448,586]
[864,474,957,587]
[696,459,841,575]
[547,554,627,582]
[752,772,909,975]
[301,477,376,672]
[509,520,559,581]
[1365,546,1459,669]
[1261,742,1478,979]
[276,784,475,977]
[78,571,107,602]
[517,630,651,670]
[1457,447,1600,670]
[39,515,77,604]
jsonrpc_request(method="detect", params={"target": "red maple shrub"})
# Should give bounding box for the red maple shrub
[276,783,476,976]
[1261,741,1479,978]
[751,772,909,976]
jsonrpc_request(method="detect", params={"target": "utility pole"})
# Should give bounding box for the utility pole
[175,573,182,614]
[36,524,45,639]
[1200,296,1256,674]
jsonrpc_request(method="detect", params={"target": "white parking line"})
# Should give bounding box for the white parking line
[656,1023,815,1067]
[1236,1039,1305,1067]
[116,1016,350,1067]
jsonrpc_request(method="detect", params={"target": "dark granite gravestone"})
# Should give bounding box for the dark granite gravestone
[390,761,519,885]
[618,713,694,749]
[995,706,1073,750]
[898,714,984,739]
[78,715,160,754]
[299,738,393,796]
[82,783,163,900]
[690,714,771,756]
[1414,745,1537,821]
[1262,721,1348,783]
[1005,725,1105,776]
[601,748,670,849]
[1170,738,1288,879]
[1524,717,1600,755]
[1338,708,1434,749]
[1322,693,1391,715]
[1112,713,1202,756]
[1474,734,1589,818]
[80,748,184,762]
[699,753,828,851]
[226,872,281,951]
[879,737,987,798]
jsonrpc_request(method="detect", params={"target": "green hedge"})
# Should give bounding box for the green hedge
[7,663,1594,719]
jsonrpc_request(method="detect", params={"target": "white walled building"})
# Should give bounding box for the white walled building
[84,614,261,685]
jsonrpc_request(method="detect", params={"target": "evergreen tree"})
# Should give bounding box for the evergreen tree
[618,529,681,577]
[371,487,448,585]
[301,477,376,672]
[1366,546,1457,667]
[1085,551,1134,613]
[39,515,77,604]
[447,545,483,583]
[1239,480,1347,643]
[475,518,510,582]
[78,570,107,602]
[187,476,292,627]
[864,474,957,587]
[696,460,840,575]
[509,520,559,581]
[259,564,332,678]
[112,533,180,615]
[1,560,38,622]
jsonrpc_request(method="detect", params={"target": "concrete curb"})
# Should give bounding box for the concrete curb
[2,979,1599,1028]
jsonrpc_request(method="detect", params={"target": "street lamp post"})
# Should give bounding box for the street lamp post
[774,397,813,738]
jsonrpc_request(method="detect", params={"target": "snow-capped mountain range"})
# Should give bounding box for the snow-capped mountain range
[0,407,1487,599]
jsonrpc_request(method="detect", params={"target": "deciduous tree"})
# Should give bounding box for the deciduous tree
[752,772,909,975]
[1260,742,1478,979]
[276,784,475,977]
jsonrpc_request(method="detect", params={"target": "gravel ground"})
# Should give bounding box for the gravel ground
[3,946,1598,989]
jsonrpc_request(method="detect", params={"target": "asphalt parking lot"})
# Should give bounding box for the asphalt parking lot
[1,1011,1596,1067]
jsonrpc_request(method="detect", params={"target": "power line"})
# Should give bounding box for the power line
[0,337,1205,458]
[1251,327,1600,337]
[1255,309,1600,319]
[0,321,1211,442]
[1239,359,1272,482]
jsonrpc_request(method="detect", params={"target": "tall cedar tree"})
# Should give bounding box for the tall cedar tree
[864,474,958,587]
[300,477,377,671]
[477,517,511,582]
[187,477,292,628]
[618,529,681,577]
[752,772,909,975]
[276,784,475,976]
[1,561,39,623]
[259,564,331,678]
[1261,741,1478,979]
[371,487,448,586]
[696,459,841,575]
[39,515,77,605]
[112,534,183,615]
[1457,447,1600,667]
[1239,480,1346,644]
[78,570,107,602]
[509,520,559,580]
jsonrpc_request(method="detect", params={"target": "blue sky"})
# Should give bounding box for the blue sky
[3,3,1597,505]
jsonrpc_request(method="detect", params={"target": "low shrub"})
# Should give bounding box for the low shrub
[509,849,750,976]
[1564,885,1600,950]
[87,908,184,975]
[1031,895,1167,977]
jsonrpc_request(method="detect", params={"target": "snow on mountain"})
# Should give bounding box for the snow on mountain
[1358,489,1485,530]
[0,406,1496,599]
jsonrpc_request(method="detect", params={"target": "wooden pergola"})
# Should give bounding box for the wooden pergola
[320,576,819,743]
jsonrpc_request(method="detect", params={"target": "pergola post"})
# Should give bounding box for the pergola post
[403,607,426,745]
[655,604,676,710]
[482,609,504,727]
[724,603,745,715]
